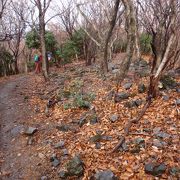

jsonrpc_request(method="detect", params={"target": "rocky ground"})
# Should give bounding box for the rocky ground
[0,59,179,180]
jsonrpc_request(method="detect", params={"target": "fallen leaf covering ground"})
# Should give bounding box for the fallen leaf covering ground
[1,59,179,179]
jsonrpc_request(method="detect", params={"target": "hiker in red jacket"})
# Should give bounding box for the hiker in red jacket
[34,53,40,73]
[34,53,42,74]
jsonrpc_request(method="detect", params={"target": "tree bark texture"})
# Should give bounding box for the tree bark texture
[116,0,137,86]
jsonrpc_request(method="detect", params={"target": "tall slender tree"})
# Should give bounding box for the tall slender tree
[33,0,52,80]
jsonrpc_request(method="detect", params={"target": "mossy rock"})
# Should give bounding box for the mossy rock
[160,75,177,89]
[89,134,102,143]
[66,156,84,177]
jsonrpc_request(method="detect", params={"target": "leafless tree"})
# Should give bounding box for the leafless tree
[0,0,14,41]
[32,0,52,80]
[0,0,8,20]
[57,0,77,39]
[7,1,28,74]
[76,0,124,72]
[103,0,121,72]
[116,0,137,88]
[113,0,179,152]
[137,0,179,97]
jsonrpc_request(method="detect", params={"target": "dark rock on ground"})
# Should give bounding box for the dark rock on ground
[153,139,167,148]
[54,140,65,149]
[118,142,129,152]
[176,88,180,93]
[155,131,171,139]
[109,114,119,123]
[175,99,180,105]
[124,101,136,108]
[124,99,143,108]
[114,92,130,103]
[123,82,133,90]
[169,167,180,176]
[162,95,169,101]
[134,137,145,146]
[96,130,103,135]
[138,83,146,93]
[56,124,70,132]
[47,99,56,108]
[94,170,117,180]
[66,156,84,177]
[51,158,60,167]
[130,145,141,153]
[95,142,101,149]
[102,135,113,141]
[106,90,115,100]
[135,99,143,106]
[132,59,150,77]
[143,128,152,133]
[23,127,37,136]
[62,149,69,156]
[50,154,60,167]
[145,162,166,176]
[90,134,102,143]
[130,138,145,153]
[160,75,177,90]
[59,170,68,179]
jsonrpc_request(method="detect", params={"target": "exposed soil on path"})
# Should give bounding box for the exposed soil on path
[0,74,46,180]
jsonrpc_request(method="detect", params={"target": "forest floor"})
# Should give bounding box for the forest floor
[0,58,179,180]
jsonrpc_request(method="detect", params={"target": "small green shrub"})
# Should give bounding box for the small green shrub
[73,94,90,109]
[55,28,86,64]
[140,33,152,54]
[61,78,95,110]
[25,30,57,51]
[63,103,72,110]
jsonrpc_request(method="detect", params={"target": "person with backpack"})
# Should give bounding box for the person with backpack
[34,51,41,73]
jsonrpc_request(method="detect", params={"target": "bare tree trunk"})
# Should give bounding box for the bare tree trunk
[103,0,120,73]
[14,57,19,74]
[116,0,137,87]
[39,15,48,80]
[147,0,176,98]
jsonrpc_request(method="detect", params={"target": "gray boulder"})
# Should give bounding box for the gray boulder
[123,82,133,90]
[94,170,117,180]
[24,127,37,136]
[145,162,166,176]
[114,92,130,103]
[54,140,65,149]
[109,114,119,123]
[138,83,146,93]
[66,156,84,177]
